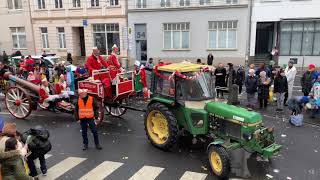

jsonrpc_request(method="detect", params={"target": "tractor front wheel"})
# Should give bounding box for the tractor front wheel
[208,146,230,178]
[145,103,178,151]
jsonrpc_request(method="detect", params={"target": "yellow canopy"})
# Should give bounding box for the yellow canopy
[158,62,209,73]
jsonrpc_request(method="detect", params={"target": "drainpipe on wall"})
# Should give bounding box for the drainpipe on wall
[245,0,253,67]
[27,0,36,54]
[125,0,129,69]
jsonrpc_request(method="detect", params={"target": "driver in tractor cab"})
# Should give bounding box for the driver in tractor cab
[86,47,109,77]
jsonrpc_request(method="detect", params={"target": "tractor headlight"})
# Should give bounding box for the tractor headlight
[243,132,252,141]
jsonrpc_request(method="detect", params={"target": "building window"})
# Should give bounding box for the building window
[199,0,210,5]
[163,23,190,50]
[136,0,146,8]
[7,0,22,10]
[37,0,45,9]
[208,21,237,49]
[40,27,49,49]
[92,24,120,55]
[73,0,80,7]
[55,0,63,8]
[226,0,238,4]
[57,27,66,49]
[179,0,190,6]
[10,27,26,49]
[91,0,99,7]
[280,21,320,56]
[110,0,119,6]
[160,0,170,7]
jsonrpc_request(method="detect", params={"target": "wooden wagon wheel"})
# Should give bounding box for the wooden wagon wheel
[105,100,127,117]
[5,86,32,119]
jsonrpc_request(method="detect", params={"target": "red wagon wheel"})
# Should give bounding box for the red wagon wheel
[5,86,32,119]
[105,100,127,117]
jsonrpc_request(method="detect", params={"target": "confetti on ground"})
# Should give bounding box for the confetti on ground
[281,134,287,138]
[66,124,70,127]
[273,169,280,173]
[128,129,132,132]
[102,132,107,135]
[286,177,292,180]
[201,166,208,171]
[122,156,128,160]
[266,174,273,179]
[314,150,318,153]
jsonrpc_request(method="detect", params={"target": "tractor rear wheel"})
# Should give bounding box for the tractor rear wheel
[145,103,178,151]
[208,146,230,178]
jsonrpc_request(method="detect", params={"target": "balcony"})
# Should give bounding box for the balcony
[128,0,247,10]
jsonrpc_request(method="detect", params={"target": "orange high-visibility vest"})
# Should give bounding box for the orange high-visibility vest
[78,96,94,119]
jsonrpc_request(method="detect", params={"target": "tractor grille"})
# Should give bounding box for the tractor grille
[216,118,241,139]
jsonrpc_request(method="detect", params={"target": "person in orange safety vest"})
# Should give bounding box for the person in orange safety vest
[74,89,102,150]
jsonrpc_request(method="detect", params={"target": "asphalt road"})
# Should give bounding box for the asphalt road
[1,98,320,180]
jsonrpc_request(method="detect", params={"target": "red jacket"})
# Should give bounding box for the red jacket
[106,54,121,79]
[25,59,35,72]
[140,68,147,88]
[86,54,109,76]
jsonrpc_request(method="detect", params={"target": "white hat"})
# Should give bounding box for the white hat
[112,44,118,49]
[134,60,141,67]
[78,89,88,93]
[92,47,98,50]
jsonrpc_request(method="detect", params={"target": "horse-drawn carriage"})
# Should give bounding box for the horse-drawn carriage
[3,69,138,124]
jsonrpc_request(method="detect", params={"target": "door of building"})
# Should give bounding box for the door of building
[79,27,86,56]
[135,24,147,62]
[255,22,274,55]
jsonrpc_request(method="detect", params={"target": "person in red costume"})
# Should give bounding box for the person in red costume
[86,47,109,76]
[25,55,35,72]
[106,44,123,79]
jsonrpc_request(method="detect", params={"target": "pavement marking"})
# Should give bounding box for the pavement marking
[128,165,164,180]
[79,161,123,180]
[45,154,52,159]
[42,157,86,180]
[179,171,207,180]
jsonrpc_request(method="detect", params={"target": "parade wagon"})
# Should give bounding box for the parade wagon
[144,62,281,178]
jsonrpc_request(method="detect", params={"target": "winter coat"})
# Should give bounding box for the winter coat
[274,76,288,93]
[214,67,227,87]
[227,68,236,88]
[235,68,245,85]
[245,75,258,94]
[301,71,315,95]
[310,81,320,101]
[207,54,214,65]
[257,78,271,99]
[0,150,32,180]
[285,66,297,85]
[21,128,51,157]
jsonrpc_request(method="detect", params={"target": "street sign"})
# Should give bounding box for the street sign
[83,19,88,27]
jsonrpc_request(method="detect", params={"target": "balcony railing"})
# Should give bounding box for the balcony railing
[129,0,247,10]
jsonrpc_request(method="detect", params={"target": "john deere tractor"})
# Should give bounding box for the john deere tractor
[144,62,281,178]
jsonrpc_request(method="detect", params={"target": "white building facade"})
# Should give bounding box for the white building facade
[250,0,320,67]
[128,0,249,65]
[0,0,35,55]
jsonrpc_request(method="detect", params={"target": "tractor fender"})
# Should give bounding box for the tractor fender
[148,97,175,107]
[207,140,225,151]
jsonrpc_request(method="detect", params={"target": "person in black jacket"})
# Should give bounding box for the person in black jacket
[235,65,245,94]
[301,64,316,96]
[214,63,227,98]
[274,69,288,111]
[245,69,258,108]
[257,71,271,109]
[207,53,214,65]
[22,125,52,177]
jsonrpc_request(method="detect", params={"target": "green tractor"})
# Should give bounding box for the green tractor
[144,62,281,178]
